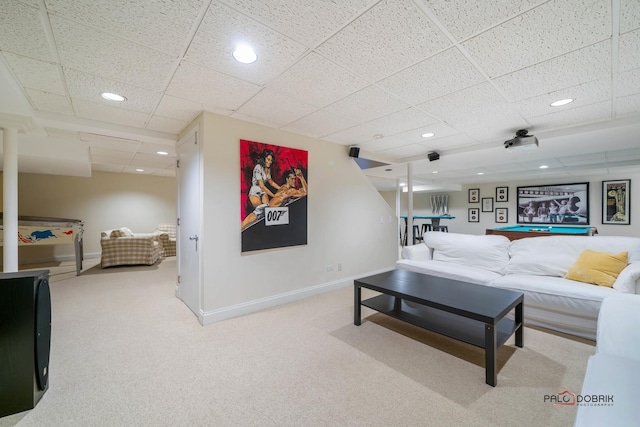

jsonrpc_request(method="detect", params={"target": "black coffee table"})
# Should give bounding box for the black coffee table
[354,269,524,386]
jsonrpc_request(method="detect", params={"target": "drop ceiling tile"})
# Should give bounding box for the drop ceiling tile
[131,152,175,169]
[137,142,176,157]
[616,93,640,118]
[514,78,611,118]
[379,143,428,158]
[619,29,640,72]
[440,104,529,142]
[462,0,610,78]
[64,69,162,113]
[230,111,283,129]
[80,133,141,151]
[620,0,640,33]
[359,135,413,152]
[26,89,73,115]
[90,147,135,164]
[529,100,612,131]
[322,85,409,124]
[567,169,608,176]
[166,62,261,110]
[3,53,65,94]
[72,99,149,128]
[235,88,318,127]
[606,148,640,162]
[0,2,52,61]
[316,0,451,82]
[123,166,154,175]
[267,52,369,108]
[282,109,358,138]
[155,96,203,122]
[44,0,205,56]
[364,108,439,137]
[416,82,506,120]
[45,127,80,140]
[395,122,460,144]
[152,168,176,177]
[325,123,379,145]
[422,0,544,41]
[483,163,528,173]
[619,68,640,98]
[222,0,375,48]
[183,2,307,86]
[50,15,177,91]
[377,48,485,105]
[146,115,188,134]
[421,133,478,150]
[493,41,611,101]
[91,163,125,173]
[557,153,606,167]
[515,158,564,170]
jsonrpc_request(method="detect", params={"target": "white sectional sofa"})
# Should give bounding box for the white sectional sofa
[574,295,640,426]
[397,232,640,340]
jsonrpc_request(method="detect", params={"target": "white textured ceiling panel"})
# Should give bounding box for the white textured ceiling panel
[380,143,428,158]
[606,147,640,162]
[529,100,612,131]
[91,163,125,173]
[267,52,369,109]
[417,82,506,121]
[421,134,478,150]
[235,88,317,127]
[619,29,640,72]
[324,123,378,145]
[445,105,529,141]
[359,134,413,152]
[364,108,438,138]
[321,85,409,125]
[90,147,135,164]
[152,168,176,177]
[396,122,460,144]
[493,41,611,101]
[377,48,485,105]
[282,109,359,138]
[422,0,544,41]
[316,0,451,82]
[0,2,52,61]
[131,152,175,169]
[620,0,640,33]
[26,89,73,115]
[155,96,203,122]
[50,16,177,91]
[3,53,65,94]
[72,99,149,128]
[80,133,141,151]
[146,116,188,135]
[616,93,640,117]
[222,0,375,48]
[167,62,261,109]
[44,0,206,57]
[618,68,640,97]
[463,0,610,78]
[557,153,606,167]
[137,142,175,156]
[65,69,162,113]
[184,2,307,86]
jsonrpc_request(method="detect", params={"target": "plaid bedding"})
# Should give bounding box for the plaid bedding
[100,229,167,268]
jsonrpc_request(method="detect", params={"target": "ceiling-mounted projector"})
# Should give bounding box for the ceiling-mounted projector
[504,129,538,151]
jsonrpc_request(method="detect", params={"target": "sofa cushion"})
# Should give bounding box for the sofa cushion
[423,232,510,274]
[504,236,640,277]
[565,250,628,288]
[110,229,126,238]
[400,243,432,261]
[613,262,640,294]
[395,259,502,285]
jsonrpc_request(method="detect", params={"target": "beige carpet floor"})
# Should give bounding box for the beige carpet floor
[1,258,595,426]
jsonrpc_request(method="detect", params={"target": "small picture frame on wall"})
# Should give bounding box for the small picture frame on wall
[495,208,508,223]
[482,197,494,212]
[496,186,508,202]
[602,179,631,225]
[468,208,479,222]
[469,188,480,203]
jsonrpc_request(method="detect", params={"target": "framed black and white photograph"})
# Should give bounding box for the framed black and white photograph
[469,188,479,203]
[495,208,508,223]
[517,182,589,225]
[482,197,494,212]
[496,186,508,202]
[468,208,479,222]
[603,180,630,225]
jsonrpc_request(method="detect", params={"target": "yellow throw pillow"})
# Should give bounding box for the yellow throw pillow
[565,250,628,288]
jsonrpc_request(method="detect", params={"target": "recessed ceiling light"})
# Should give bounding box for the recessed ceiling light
[477,172,485,175]
[232,45,257,64]
[373,134,384,139]
[432,171,438,174]
[101,92,126,102]
[539,165,549,169]
[157,151,169,156]
[421,132,435,138]
[550,98,574,107]
[136,168,144,172]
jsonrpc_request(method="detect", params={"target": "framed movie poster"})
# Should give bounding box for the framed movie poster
[602,180,630,225]
[516,182,589,225]
[468,208,479,222]
[240,139,308,252]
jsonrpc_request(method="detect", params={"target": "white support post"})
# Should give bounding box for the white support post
[3,127,19,272]
[407,163,414,246]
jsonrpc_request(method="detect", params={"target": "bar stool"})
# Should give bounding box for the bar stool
[421,223,432,235]
[432,225,449,232]
[413,225,423,244]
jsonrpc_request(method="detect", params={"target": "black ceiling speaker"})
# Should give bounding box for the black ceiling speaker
[348,146,360,158]
[428,152,440,162]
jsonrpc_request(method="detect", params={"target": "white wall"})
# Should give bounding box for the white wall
[196,112,398,316]
[381,172,640,237]
[0,171,176,264]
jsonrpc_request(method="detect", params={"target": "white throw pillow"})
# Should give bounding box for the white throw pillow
[423,232,510,273]
[401,243,432,261]
[613,262,640,294]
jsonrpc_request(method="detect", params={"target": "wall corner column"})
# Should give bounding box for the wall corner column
[3,127,19,272]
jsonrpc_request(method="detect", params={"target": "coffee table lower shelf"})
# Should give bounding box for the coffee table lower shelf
[362,294,519,349]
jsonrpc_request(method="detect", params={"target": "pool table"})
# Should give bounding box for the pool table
[486,225,597,241]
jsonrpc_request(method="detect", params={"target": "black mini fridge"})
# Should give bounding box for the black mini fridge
[0,270,51,417]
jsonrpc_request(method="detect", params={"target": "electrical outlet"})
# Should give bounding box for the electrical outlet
[338,263,342,271]
[327,264,334,272]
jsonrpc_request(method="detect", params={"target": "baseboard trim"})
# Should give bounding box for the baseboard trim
[12,252,101,267]
[201,267,394,326]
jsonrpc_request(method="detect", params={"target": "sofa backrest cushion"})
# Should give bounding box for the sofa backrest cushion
[401,243,432,261]
[505,236,640,277]
[423,232,510,273]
